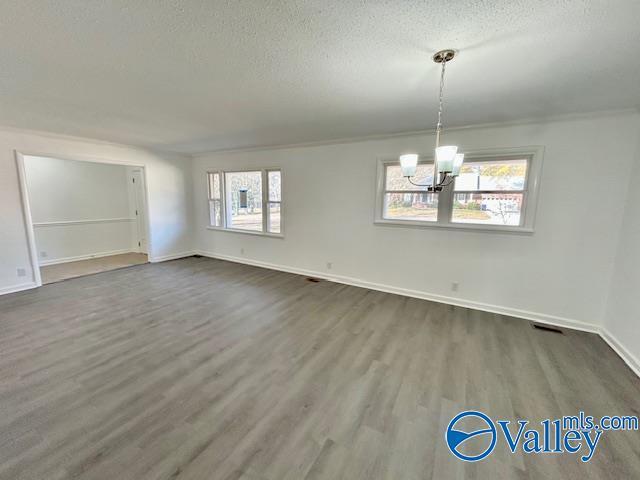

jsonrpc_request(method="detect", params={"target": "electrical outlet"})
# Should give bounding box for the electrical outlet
[240,248,245,255]
[451,282,459,292]
[326,262,332,270]
[17,268,26,277]
[40,251,48,258]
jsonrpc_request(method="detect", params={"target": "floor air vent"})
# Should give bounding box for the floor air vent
[532,323,564,334]
[306,277,322,283]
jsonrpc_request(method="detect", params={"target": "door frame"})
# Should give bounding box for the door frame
[130,168,148,254]
[14,150,153,288]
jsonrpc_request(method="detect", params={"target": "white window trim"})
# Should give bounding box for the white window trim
[206,167,284,238]
[374,146,544,234]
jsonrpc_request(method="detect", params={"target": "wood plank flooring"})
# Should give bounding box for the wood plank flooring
[0,256,638,479]
[40,253,148,284]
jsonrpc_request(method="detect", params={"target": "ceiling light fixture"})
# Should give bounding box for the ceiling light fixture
[399,49,464,191]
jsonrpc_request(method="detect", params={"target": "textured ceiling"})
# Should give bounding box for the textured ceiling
[0,1,639,153]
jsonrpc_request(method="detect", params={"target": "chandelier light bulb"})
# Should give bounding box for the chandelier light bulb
[452,153,465,177]
[436,145,458,173]
[399,154,419,177]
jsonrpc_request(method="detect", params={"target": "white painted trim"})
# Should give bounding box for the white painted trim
[206,226,284,238]
[195,251,640,379]
[191,109,639,156]
[0,282,39,296]
[3,253,638,381]
[0,124,193,157]
[38,248,136,266]
[206,167,284,236]
[374,146,544,234]
[14,152,43,287]
[149,251,196,263]
[372,219,535,235]
[16,151,156,265]
[195,250,599,334]
[33,218,136,227]
[600,328,640,379]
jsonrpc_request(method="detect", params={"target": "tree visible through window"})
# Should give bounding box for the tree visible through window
[383,164,438,222]
[377,153,535,230]
[207,169,282,235]
[452,159,527,226]
[225,171,263,231]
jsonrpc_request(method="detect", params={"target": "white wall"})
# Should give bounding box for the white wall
[193,112,640,331]
[0,128,193,295]
[24,156,137,264]
[603,127,640,374]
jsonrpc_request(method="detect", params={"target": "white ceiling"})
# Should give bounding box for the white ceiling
[1,1,639,153]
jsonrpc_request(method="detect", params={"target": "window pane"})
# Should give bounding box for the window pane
[209,199,221,227]
[225,171,263,231]
[208,172,220,199]
[385,164,435,191]
[267,202,280,233]
[452,193,524,226]
[268,170,281,201]
[454,158,528,191]
[383,193,438,222]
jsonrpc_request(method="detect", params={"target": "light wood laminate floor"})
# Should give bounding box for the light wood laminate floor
[40,253,148,284]
[0,256,638,479]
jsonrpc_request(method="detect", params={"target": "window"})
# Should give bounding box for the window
[207,168,282,236]
[267,170,281,234]
[375,148,542,232]
[383,163,438,222]
[208,172,222,227]
[225,171,263,232]
[452,158,527,226]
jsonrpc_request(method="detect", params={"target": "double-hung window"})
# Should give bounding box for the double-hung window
[451,157,528,226]
[382,162,439,222]
[207,168,282,236]
[208,172,222,227]
[376,148,542,232]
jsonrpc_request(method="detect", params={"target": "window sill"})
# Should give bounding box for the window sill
[206,226,284,238]
[373,219,534,235]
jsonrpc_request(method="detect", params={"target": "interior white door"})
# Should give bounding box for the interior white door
[131,169,148,253]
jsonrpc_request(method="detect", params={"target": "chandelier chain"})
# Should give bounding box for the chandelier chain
[435,59,446,148]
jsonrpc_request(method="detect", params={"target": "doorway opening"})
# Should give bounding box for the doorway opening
[18,154,151,284]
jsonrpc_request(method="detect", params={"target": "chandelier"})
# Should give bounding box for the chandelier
[399,49,464,191]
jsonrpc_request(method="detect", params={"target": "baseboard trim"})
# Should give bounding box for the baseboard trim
[149,251,196,263]
[198,250,640,378]
[0,282,38,296]
[600,328,640,379]
[39,248,136,266]
[196,250,599,334]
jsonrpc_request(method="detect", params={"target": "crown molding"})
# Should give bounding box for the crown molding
[0,124,190,160]
[192,108,640,157]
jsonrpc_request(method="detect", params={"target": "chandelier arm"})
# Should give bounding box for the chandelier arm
[440,175,455,187]
[406,177,434,188]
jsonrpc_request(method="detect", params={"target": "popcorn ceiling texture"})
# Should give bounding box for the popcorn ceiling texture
[0,0,638,153]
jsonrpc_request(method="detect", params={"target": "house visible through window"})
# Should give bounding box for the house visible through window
[383,163,438,222]
[207,168,282,235]
[376,149,541,231]
[452,158,528,226]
